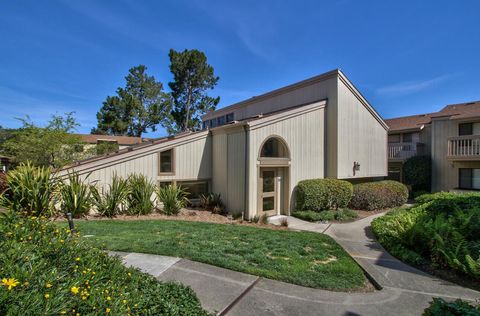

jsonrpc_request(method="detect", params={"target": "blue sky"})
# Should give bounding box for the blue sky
[1,0,479,137]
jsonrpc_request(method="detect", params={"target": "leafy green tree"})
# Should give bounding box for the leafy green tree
[167,49,220,133]
[93,65,169,137]
[0,113,83,168]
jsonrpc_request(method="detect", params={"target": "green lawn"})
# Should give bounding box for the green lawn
[63,220,367,291]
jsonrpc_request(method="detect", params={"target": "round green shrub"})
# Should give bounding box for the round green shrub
[403,155,431,192]
[349,180,408,211]
[296,179,353,212]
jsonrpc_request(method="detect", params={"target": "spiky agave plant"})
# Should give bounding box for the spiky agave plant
[58,171,93,218]
[156,185,189,215]
[91,173,130,217]
[126,174,156,216]
[0,162,57,217]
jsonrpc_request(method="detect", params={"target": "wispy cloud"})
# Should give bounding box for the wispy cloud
[376,74,452,96]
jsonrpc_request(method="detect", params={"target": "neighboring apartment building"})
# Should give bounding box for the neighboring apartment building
[60,69,388,218]
[76,134,148,154]
[385,101,480,192]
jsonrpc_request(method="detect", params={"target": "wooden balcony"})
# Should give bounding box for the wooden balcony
[388,142,423,161]
[447,135,480,160]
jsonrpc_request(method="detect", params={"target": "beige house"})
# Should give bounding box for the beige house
[385,101,480,192]
[60,69,388,218]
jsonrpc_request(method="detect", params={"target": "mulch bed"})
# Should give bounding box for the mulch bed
[55,208,289,231]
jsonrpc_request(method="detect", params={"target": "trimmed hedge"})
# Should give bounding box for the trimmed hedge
[349,180,408,211]
[0,212,209,315]
[292,209,358,222]
[404,155,431,192]
[296,179,353,211]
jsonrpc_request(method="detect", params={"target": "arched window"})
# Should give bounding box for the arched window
[260,137,289,158]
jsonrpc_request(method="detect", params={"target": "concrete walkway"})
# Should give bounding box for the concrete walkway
[111,213,480,315]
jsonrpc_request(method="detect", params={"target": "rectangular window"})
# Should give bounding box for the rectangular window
[177,181,209,199]
[226,113,234,123]
[387,167,402,182]
[217,116,225,126]
[459,123,473,136]
[459,168,480,189]
[158,181,172,188]
[402,133,413,143]
[388,134,401,143]
[210,119,218,128]
[159,149,174,174]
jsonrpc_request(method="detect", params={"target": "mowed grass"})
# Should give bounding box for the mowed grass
[64,220,366,291]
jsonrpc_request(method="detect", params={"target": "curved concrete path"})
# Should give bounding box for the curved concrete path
[111,213,479,315]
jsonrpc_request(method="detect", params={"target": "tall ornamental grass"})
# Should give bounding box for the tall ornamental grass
[0,162,57,217]
[156,185,189,215]
[91,174,129,217]
[58,172,93,218]
[126,174,156,216]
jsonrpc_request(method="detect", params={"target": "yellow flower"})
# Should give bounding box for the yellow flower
[71,286,80,294]
[2,278,20,290]
[59,239,64,243]
[44,294,50,299]
[122,299,127,304]
[106,308,111,314]
[60,311,66,315]
[81,296,87,300]
[75,257,81,261]
[45,283,52,288]
[127,272,131,277]
[106,296,111,301]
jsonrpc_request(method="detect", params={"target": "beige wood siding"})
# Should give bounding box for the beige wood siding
[211,128,246,214]
[432,119,457,191]
[227,131,246,213]
[336,77,387,179]
[246,106,325,218]
[59,131,212,189]
[158,135,212,182]
[212,133,228,201]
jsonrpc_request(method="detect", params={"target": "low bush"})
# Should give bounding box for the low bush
[156,185,189,215]
[126,174,156,216]
[199,193,225,214]
[349,180,408,211]
[91,174,130,217]
[0,211,208,315]
[372,192,480,279]
[58,172,93,218]
[423,298,480,316]
[292,209,358,222]
[404,155,431,192]
[296,179,353,212]
[0,162,57,217]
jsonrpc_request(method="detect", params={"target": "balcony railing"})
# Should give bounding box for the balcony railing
[388,142,422,160]
[447,135,480,160]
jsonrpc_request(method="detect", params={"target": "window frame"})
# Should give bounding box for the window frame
[458,168,480,190]
[159,148,175,175]
[176,180,209,199]
[226,113,234,123]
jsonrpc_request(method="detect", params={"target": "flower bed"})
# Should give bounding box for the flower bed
[0,212,209,315]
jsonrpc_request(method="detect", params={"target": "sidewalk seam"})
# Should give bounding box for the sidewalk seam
[218,277,261,316]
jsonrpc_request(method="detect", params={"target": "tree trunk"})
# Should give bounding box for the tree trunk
[184,86,192,131]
